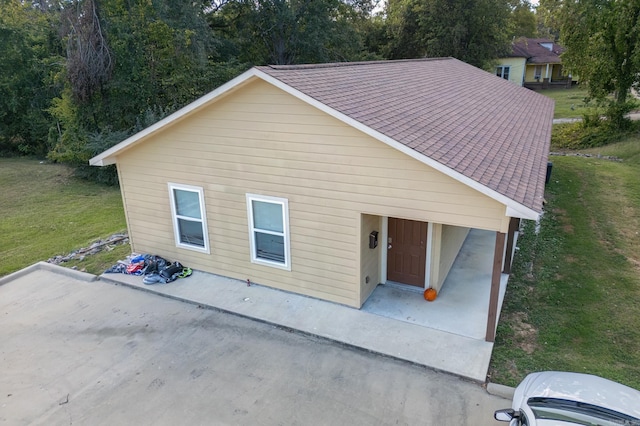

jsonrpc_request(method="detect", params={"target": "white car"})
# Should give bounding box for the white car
[494,371,640,425]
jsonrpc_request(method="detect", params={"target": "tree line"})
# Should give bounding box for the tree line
[0,0,637,183]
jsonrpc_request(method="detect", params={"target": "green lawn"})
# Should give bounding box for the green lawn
[538,86,595,119]
[490,135,640,390]
[0,158,129,276]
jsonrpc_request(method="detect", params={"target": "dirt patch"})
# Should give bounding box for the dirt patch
[552,208,574,233]
[505,312,538,354]
[627,256,640,272]
[550,152,623,162]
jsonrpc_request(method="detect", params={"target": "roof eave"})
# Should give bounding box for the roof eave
[89,68,262,167]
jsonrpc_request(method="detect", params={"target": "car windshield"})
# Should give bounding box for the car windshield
[528,397,640,426]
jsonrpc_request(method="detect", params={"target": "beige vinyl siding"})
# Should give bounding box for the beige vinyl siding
[432,225,470,291]
[117,79,508,307]
[360,214,382,306]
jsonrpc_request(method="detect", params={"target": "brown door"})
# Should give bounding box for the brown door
[387,218,427,287]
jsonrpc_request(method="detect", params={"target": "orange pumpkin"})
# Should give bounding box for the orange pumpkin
[424,288,437,302]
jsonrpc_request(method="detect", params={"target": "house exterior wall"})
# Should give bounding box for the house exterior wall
[495,57,526,86]
[435,225,470,291]
[524,63,565,82]
[115,79,509,307]
[360,214,382,306]
[525,64,547,82]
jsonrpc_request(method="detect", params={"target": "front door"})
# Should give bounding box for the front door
[387,218,427,287]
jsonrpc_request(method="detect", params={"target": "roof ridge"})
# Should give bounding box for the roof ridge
[260,57,453,71]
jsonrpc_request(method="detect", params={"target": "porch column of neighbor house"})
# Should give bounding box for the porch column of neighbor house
[502,217,520,274]
[486,231,506,342]
[542,63,551,88]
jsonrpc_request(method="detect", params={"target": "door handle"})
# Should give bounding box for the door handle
[388,244,392,249]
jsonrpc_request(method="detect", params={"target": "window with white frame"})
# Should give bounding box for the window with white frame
[168,183,209,253]
[496,65,510,80]
[534,65,543,80]
[246,194,290,270]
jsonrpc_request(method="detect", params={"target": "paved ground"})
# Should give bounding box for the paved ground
[0,267,509,425]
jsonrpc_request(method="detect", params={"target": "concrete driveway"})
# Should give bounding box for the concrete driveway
[1,267,509,425]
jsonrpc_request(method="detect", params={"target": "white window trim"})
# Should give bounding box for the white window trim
[534,65,543,80]
[168,183,210,254]
[496,65,510,80]
[246,193,291,271]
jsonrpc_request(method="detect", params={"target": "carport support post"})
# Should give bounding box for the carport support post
[502,217,520,274]
[486,232,506,342]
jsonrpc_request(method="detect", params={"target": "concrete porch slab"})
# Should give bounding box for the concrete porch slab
[362,229,509,340]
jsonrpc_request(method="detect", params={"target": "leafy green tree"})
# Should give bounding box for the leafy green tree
[383,0,424,59]
[560,0,640,129]
[384,0,512,69]
[212,0,375,65]
[0,0,63,156]
[48,0,243,179]
[536,0,562,40]
[508,0,537,39]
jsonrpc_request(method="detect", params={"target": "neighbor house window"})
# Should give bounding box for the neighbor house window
[534,65,543,80]
[496,66,510,80]
[168,183,209,253]
[246,194,290,270]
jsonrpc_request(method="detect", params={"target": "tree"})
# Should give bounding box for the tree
[537,0,562,40]
[212,0,375,65]
[508,0,537,39]
[48,0,239,175]
[560,0,640,129]
[384,0,512,69]
[62,0,112,103]
[0,0,62,156]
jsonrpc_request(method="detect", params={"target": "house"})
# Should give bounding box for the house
[90,58,554,342]
[496,37,575,89]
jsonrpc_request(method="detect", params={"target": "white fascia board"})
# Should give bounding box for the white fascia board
[253,69,542,221]
[89,69,262,166]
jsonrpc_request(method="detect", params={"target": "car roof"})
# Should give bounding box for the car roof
[519,371,640,418]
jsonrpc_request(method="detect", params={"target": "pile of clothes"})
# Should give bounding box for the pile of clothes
[105,254,192,285]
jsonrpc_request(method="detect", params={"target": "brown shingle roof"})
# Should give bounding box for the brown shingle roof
[257,58,554,214]
[510,38,564,64]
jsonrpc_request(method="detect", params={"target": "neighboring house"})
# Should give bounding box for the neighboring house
[496,37,576,89]
[90,58,554,342]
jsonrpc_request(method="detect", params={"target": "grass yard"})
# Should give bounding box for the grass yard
[0,158,129,276]
[490,135,640,389]
[538,86,595,119]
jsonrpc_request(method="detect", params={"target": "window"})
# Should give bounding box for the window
[246,194,290,270]
[496,66,510,80]
[534,65,543,80]
[168,183,209,253]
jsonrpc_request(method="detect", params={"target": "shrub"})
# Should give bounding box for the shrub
[552,120,640,150]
